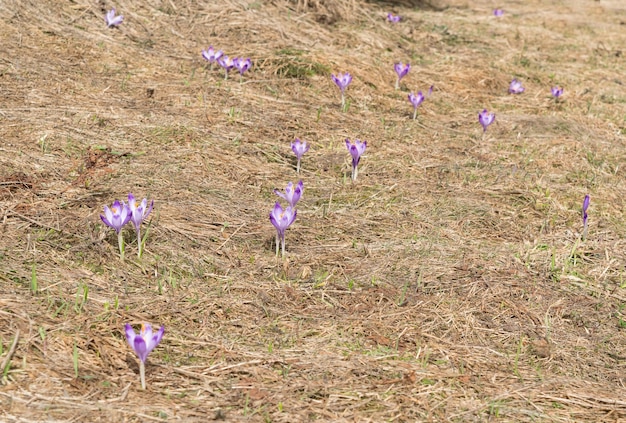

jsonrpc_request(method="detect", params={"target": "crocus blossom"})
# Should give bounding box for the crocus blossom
[408,86,432,120]
[582,194,590,240]
[508,78,525,94]
[233,57,252,76]
[125,323,165,389]
[331,72,352,110]
[493,9,504,17]
[218,55,234,79]
[478,109,495,132]
[101,200,131,234]
[105,8,123,27]
[291,138,310,173]
[128,193,154,258]
[394,62,410,90]
[551,86,564,98]
[274,181,303,208]
[387,13,401,23]
[101,200,131,261]
[345,138,367,181]
[269,202,297,257]
[201,46,223,70]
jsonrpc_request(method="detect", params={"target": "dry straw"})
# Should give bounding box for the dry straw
[1,0,625,421]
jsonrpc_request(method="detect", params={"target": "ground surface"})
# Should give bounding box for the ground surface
[1,0,626,421]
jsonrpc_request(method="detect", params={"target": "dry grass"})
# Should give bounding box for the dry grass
[1,0,626,421]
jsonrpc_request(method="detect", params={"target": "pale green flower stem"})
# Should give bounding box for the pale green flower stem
[117,232,125,262]
[137,230,142,258]
[140,361,146,390]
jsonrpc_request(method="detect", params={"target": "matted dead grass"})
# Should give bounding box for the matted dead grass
[1,0,626,421]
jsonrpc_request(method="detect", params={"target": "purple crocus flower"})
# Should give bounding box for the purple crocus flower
[291,138,310,173]
[269,202,297,257]
[101,200,131,234]
[128,193,154,258]
[408,86,432,120]
[387,13,401,23]
[551,86,564,98]
[509,79,525,94]
[394,62,411,90]
[274,181,303,208]
[218,55,234,80]
[201,46,223,70]
[233,57,252,77]
[105,8,123,27]
[493,9,504,17]
[582,194,590,240]
[331,72,352,110]
[101,200,131,260]
[478,109,495,133]
[345,138,367,181]
[125,323,165,389]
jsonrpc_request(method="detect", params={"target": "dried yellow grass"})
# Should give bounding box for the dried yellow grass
[1,0,626,421]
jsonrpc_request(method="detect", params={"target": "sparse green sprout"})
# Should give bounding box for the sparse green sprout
[73,342,79,378]
[30,263,38,295]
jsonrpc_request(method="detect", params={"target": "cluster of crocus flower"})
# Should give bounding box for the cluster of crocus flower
[408,85,433,120]
[270,181,303,257]
[291,138,310,174]
[331,72,352,110]
[394,62,410,90]
[493,9,504,17]
[125,323,164,389]
[481,80,566,131]
[105,8,123,27]
[100,193,154,260]
[202,47,252,80]
[345,138,367,181]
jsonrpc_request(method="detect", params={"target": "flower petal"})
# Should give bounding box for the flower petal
[133,336,149,362]
[124,323,136,349]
